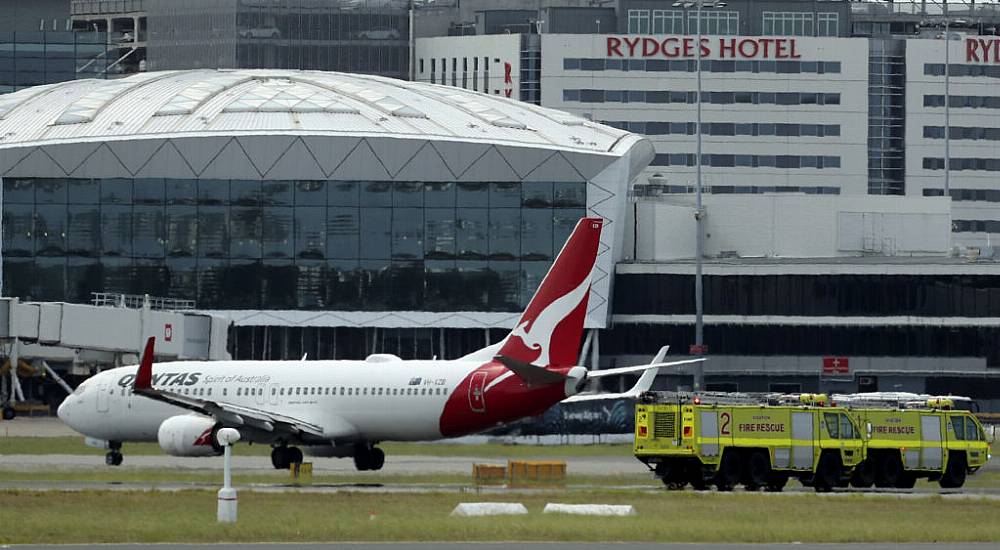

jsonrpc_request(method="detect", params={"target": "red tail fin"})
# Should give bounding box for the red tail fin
[497,217,603,367]
[133,337,156,391]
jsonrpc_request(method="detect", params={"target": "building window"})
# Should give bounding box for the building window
[762,12,813,36]
[925,63,1000,78]
[419,58,424,74]
[924,157,1000,171]
[817,13,839,36]
[430,58,436,84]
[561,58,840,75]
[651,153,841,169]
[651,10,684,34]
[688,11,739,35]
[924,95,1000,109]
[563,89,839,106]
[628,9,650,34]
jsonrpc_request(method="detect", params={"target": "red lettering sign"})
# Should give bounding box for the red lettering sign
[164,323,173,343]
[604,35,801,60]
[822,356,849,375]
[966,37,1000,63]
[503,62,512,98]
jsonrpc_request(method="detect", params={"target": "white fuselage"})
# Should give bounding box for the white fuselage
[58,357,484,444]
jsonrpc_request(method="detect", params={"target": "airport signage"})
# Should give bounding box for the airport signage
[606,36,802,59]
[966,37,1000,63]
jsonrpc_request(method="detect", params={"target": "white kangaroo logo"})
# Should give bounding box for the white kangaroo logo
[507,274,591,366]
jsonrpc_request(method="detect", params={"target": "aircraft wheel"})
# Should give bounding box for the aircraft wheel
[370,447,385,471]
[2,406,15,420]
[353,447,371,471]
[288,446,304,465]
[271,446,290,469]
[105,451,123,466]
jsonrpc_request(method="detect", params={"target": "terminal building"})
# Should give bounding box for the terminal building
[0,68,649,369]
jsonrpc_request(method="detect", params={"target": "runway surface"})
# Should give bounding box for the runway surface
[7,544,1000,550]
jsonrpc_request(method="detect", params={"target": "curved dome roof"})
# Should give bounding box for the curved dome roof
[0,69,636,155]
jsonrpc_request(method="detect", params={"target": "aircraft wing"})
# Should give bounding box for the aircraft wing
[130,337,341,441]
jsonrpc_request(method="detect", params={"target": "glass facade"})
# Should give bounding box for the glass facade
[0,31,111,94]
[867,39,905,195]
[563,89,840,106]
[614,273,1000,318]
[148,0,409,80]
[602,323,1000,368]
[1,178,586,310]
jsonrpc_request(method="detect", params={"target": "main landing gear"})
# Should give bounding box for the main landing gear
[105,441,123,466]
[270,445,304,469]
[353,444,385,471]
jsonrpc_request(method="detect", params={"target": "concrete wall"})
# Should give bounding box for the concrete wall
[630,194,952,260]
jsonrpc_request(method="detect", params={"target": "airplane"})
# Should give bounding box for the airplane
[58,217,704,470]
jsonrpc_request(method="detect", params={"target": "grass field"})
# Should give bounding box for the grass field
[0,436,629,458]
[2,489,998,544]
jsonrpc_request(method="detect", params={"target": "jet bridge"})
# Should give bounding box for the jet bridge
[0,294,230,418]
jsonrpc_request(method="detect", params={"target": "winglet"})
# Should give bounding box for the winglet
[133,337,155,391]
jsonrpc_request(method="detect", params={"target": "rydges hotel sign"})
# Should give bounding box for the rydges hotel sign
[606,35,802,59]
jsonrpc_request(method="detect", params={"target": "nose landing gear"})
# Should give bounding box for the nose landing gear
[105,441,123,466]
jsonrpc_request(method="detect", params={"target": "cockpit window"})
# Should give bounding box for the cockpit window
[72,379,92,396]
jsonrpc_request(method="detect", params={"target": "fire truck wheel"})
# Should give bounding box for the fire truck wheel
[874,452,903,488]
[850,459,875,488]
[744,451,770,490]
[813,452,841,493]
[939,452,967,488]
[895,471,917,489]
[765,472,789,492]
[714,451,740,492]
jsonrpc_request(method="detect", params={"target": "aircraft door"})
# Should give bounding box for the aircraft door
[268,383,280,406]
[96,383,110,413]
[468,372,487,413]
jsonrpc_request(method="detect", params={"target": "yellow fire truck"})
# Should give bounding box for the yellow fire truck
[634,392,865,492]
[635,391,993,492]
[832,393,992,489]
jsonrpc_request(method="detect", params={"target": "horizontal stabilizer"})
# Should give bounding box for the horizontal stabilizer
[585,358,705,379]
[495,355,567,386]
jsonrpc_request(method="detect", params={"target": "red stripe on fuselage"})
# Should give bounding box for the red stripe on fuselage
[438,361,571,438]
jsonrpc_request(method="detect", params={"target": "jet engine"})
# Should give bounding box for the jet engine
[563,366,589,397]
[157,414,223,457]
